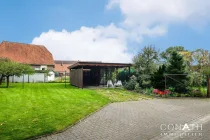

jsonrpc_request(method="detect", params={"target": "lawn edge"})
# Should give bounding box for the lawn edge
[29,102,111,140]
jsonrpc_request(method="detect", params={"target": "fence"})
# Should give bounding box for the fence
[7,71,69,83]
[54,71,70,83]
[10,73,49,83]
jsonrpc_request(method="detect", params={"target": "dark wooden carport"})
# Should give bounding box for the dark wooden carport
[68,61,132,88]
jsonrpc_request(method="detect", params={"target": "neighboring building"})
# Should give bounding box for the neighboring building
[68,61,132,88]
[0,41,55,82]
[54,60,77,76]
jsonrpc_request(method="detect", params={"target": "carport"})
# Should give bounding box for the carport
[68,61,132,88]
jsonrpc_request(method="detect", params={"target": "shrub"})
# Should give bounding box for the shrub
[124,75,137,90]
[181,94,191,97]
[152,89,171,96]
[151,64,166,90]
[169,92,179,97]
[118,68,136,82]
[142,88,154,95]
[134,83,141,92]
[191,89,203,97]
[168,87,175,94]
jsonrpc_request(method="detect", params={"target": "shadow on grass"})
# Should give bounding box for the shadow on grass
[0,85,17,88]
[0,83,8,88]
[0,83,79,89]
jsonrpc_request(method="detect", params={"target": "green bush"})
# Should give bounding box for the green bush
[134,83,141,92]
[181,94,191,97]
[124,75,137,90]
[142,88,154,95]
[151,64,166,90]
[191,89,203,97]
[118,68,136,82]
[168,92,179,97]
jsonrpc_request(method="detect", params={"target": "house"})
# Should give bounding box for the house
[0,41,55,82]
[54,60,77,76]
[68,61,132,88]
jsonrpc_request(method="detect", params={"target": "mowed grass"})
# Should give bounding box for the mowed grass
[0,83,110,140]
[0,83,151,140]
[96,88,152,102]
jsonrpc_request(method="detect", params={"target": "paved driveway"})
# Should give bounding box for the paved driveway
[38,99,210,140]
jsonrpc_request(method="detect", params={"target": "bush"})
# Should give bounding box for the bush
[124,75,137,90]
[138,74,152,88]
[168,87,175,94]
[118,68,136,82]
[151,64,166,90]
[134,83,141,92]
[168,92,179,97]
[191,89,203,97]
[142,88,154,95]
[181,94,191,97]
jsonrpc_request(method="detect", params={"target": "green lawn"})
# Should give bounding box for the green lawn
[0,83,150,140]
[95,88,152,102]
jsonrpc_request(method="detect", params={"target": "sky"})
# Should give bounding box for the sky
[1,0,210,63]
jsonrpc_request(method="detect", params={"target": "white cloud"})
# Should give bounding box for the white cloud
[32,0,210,63]
[107,0,210,29]
[32,24,133,63]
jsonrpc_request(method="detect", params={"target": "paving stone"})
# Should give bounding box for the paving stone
[37,99,210,140]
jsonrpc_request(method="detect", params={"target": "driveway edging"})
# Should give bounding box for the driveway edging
[30,103,111,140]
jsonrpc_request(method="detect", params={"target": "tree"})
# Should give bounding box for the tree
[160,46,185,61]
[203,67,210,98]
[0,58,9,85]
[166,51,188,93]
[189,49,210,97]
[0,58,35,87]
[179,50,193,71]
[193,49,210,97]
[192,49,210,72]
[151,64,166,90]
[0,58,12,85]
[133,45,159,88]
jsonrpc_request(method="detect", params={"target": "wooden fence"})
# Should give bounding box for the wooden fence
[70,69,83,88]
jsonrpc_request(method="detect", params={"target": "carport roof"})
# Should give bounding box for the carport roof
[68,61,132,69]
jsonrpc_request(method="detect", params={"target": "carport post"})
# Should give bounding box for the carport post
[69,69,71,85]
[82,66,84,89]
[116,67,118,81]
[105,67,108,86]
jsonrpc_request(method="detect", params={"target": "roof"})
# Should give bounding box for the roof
[68,61,132,69]
[0,41,54,66]
[54,60,78,64]
[54,60,77,72]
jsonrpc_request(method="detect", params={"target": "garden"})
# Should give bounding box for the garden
[1,45,210,139]
[116,46,210,98]
[0,83,151,140]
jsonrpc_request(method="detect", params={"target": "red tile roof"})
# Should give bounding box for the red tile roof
[54,60,77,72]
[0,41,54,66]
